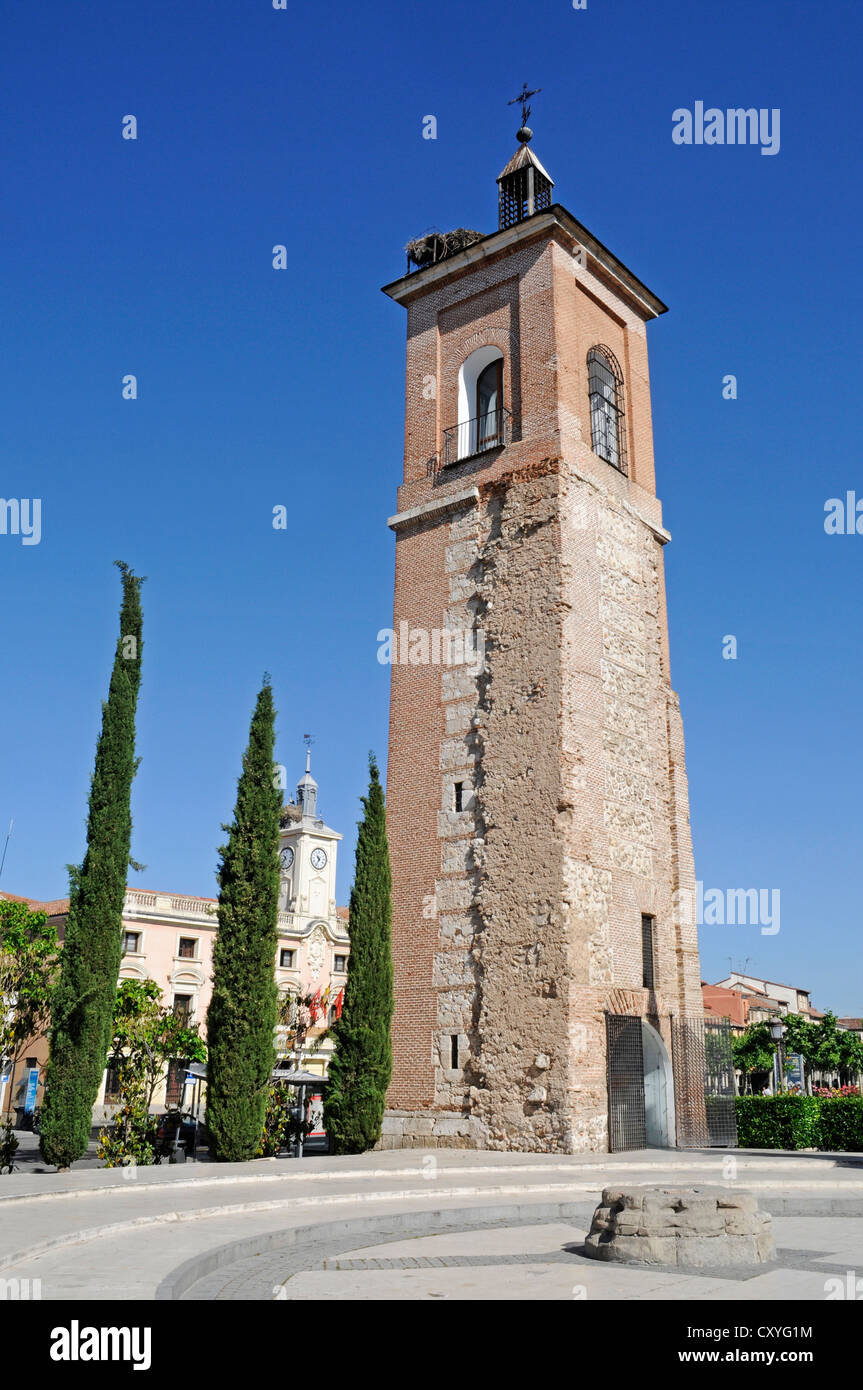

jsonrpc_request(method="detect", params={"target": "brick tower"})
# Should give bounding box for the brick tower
[381,114,705,1154]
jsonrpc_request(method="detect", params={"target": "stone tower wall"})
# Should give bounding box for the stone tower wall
[382,213,701,1152]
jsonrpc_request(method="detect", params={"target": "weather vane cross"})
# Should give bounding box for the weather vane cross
[508,83,541,129]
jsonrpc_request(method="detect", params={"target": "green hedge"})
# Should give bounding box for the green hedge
[817,1097,863,1152]
[735,1095,863,1151]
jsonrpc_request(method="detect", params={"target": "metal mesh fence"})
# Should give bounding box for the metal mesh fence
[671,1015,738,1148]
[606,1014,647,1152]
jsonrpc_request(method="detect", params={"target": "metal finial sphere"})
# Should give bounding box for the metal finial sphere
[516,125,533,144]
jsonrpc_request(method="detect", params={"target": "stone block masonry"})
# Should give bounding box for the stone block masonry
[584,1187,776,1266]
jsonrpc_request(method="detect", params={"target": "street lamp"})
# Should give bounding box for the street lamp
[769,1019,787,1093]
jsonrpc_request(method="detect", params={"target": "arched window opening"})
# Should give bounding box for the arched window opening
[476,358,503,450]
[588,346,627,475]
[447,346,508,464]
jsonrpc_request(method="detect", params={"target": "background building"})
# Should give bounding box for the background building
[711,972,821,1023]
[1,756,349,1126]
[701,974,857,1095]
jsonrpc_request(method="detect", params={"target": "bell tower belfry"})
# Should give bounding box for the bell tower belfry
[497,85,554,229]
[381,105,704,1153]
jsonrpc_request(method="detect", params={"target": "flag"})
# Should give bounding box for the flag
[334,988,344,1020]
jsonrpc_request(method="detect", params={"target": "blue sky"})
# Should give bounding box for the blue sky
[1,0,861,1013]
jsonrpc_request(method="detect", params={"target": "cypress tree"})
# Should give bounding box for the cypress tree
[206,679,281,1161]
[40,562,144,1168]
[324,753,393,1153]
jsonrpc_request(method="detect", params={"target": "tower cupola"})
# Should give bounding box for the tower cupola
[497,84,554,230]
[296,748,318,821]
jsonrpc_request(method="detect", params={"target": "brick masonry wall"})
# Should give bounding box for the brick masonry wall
[381,211,702,1152]
[386,511,451,1112]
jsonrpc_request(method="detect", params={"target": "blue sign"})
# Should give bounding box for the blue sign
[23,1068,39,1114]
[786,1053,805,1090]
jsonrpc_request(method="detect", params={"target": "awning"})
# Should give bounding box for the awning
[271,1070,327,1086]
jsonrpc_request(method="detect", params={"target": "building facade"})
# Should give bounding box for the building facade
[712,972,821,1022]
[382,125,703,1153]
[702,981,787,1032]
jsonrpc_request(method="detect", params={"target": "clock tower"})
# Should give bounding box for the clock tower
[380,113,707,1153]
[278,750,342,926]
[275,752,348,1046]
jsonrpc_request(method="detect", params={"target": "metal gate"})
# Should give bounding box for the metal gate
[671,1015,738,1148]
[606,1014,646,1152]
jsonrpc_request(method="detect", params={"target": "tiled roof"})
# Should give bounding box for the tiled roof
[838,1018,863,1030]
[0,891,70,916]
[734,974,812,997]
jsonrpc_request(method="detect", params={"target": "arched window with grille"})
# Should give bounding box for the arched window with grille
[587,346,627,475]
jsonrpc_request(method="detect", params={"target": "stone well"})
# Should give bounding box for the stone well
[583,1186,776,1267]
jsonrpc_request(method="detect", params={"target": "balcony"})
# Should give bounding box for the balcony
[442,407,511,468]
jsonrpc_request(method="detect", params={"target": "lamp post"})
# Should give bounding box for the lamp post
[769,1019,787,1094]
[292,1018,307,1159]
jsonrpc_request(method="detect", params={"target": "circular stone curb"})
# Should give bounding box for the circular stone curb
[0,1179,622,1275]
[158,1193,863,1300]
[158,1201,596,1300]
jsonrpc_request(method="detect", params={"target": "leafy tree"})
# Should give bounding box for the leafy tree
[324,754,393,1154]
[732,1022,775,1093]
[0,1121,18,1175]
[0,899,58,1116]
[275,984,332,1065]
[40,562,145,1168]
[260,988,335,1158]
[256,1081,317,1158]
[837,1028,863,1084]
[257,1083,295,1157]
[206,679,282,1161]
[98,979,206,1167]
[784,1012,863,1086]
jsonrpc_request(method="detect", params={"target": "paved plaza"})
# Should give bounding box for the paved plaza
[2,1145,862,1300]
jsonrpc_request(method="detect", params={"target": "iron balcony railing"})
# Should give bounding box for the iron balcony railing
[442,407,511,467]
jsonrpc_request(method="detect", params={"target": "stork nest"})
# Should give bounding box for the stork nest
[406,227,484,271]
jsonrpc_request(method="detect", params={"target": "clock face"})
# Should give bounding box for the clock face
[279,846,294,870]
[310,847,328,870]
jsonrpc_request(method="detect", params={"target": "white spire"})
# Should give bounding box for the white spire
[297,746,318,820]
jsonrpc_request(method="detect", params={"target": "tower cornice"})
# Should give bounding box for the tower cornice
[382,203,668,321]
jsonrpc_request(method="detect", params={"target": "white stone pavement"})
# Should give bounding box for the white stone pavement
[1,1147,861,1301]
